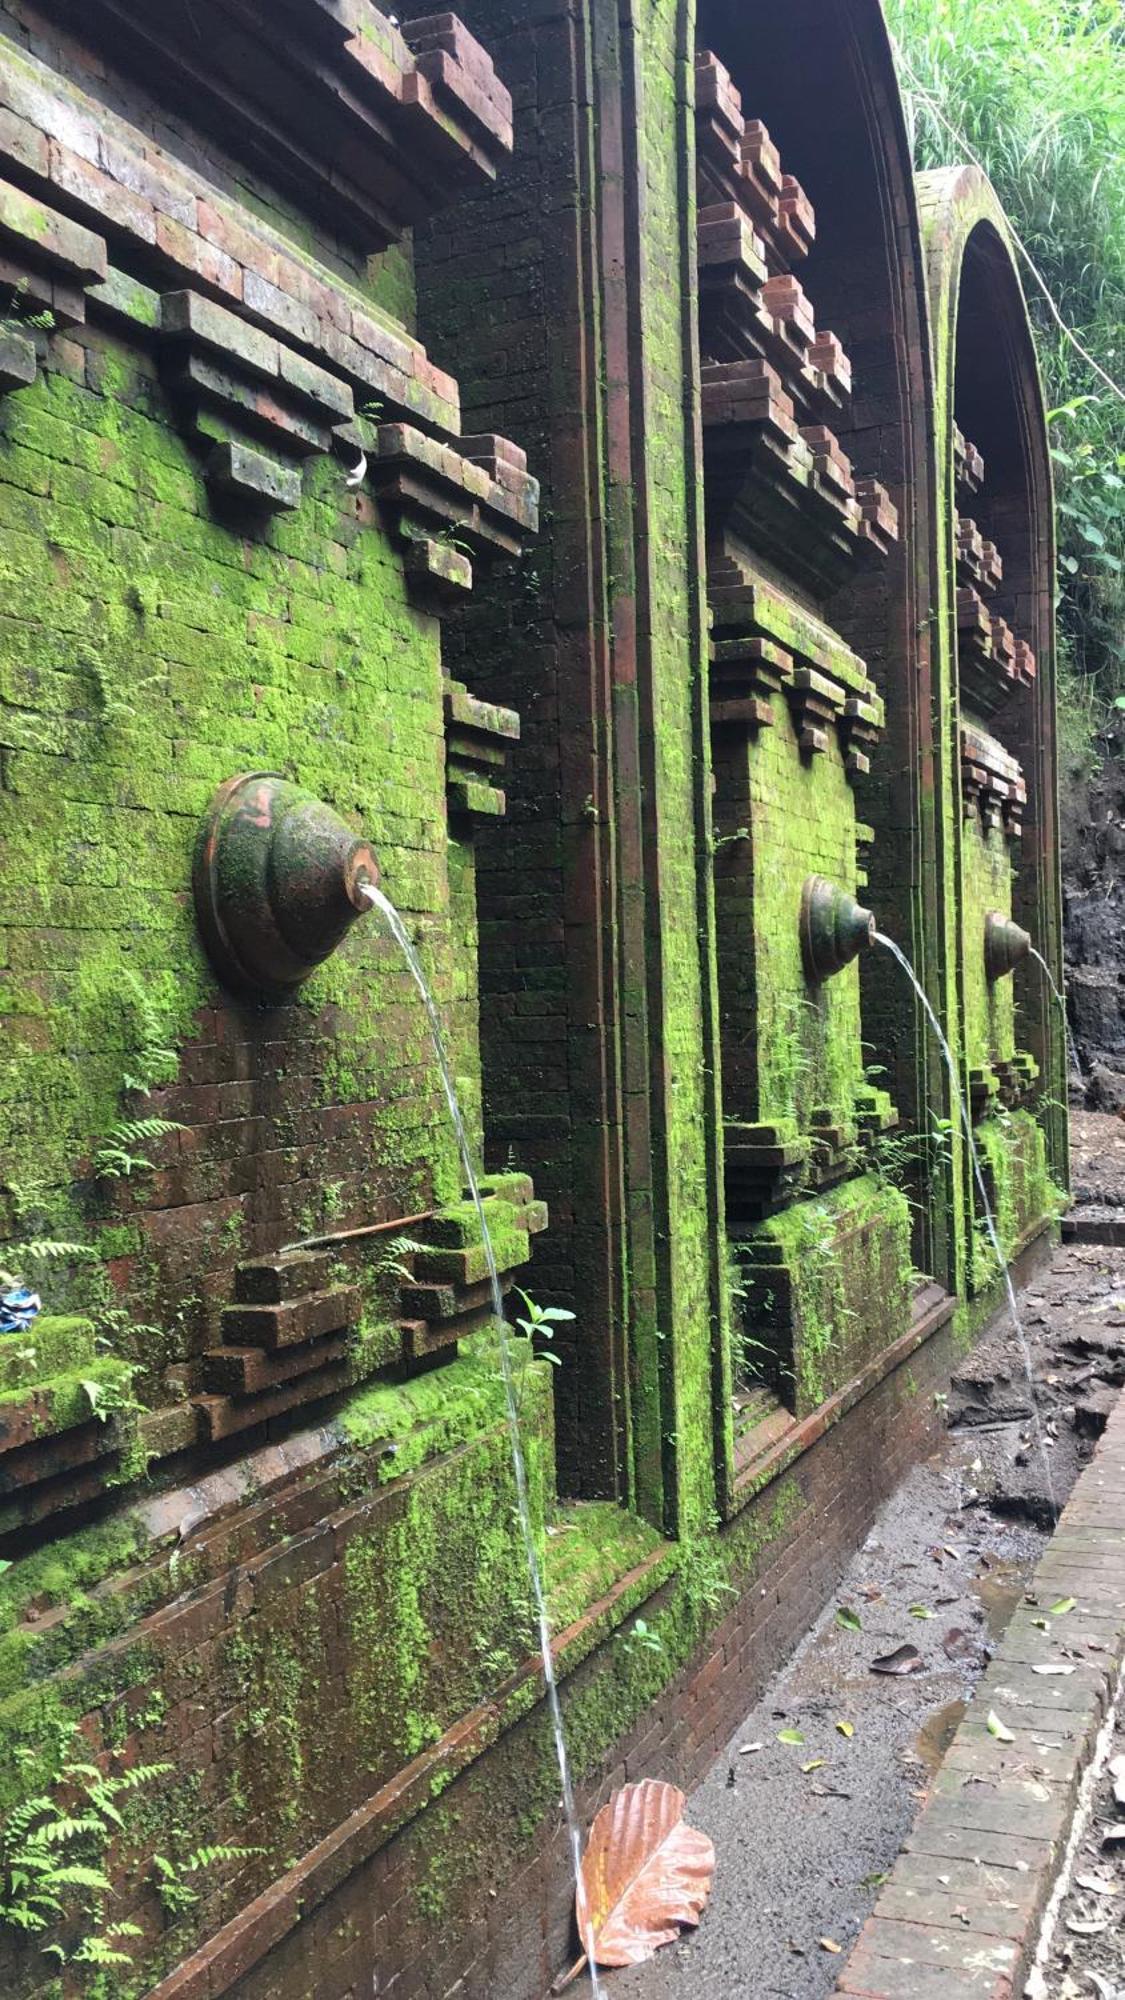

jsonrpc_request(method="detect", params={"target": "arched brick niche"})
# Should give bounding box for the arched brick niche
[694,0,953,1491]
[919,165,1066,1300]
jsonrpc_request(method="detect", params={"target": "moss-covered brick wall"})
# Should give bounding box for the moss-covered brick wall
[714,653,867,1134]
[962,813,1018,1073]
[0,4,1070,1997]
[919,165,1067,1321]
[0,337,462,1371]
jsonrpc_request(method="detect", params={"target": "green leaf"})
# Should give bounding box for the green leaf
[801,1759,825,1773]
[987,1711,1015,1743]
[908,1604,935,1619]
[1050,1597,1077,1617]
[835,1720,855,1739]
[777,1728,805,1745]
[835,1605,862,1631]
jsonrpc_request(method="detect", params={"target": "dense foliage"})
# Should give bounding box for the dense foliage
[886,0,1125,747]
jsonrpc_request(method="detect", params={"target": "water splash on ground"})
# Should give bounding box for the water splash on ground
[361,883,602,1992]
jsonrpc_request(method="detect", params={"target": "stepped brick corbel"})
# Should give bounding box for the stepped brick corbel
[444,680,520,821]
[956,514,1004,592]
[0,44,539,543]
[0,173,108,396]
[709,555,885,782]
[960,722,1028,838]
[957,584,1038,715]
[367,422,538,605]
[398,1175,548,1362]
[953,422,986,494]
[159,288,356,512]
[695,54,815,272]
[47,1,513,252]
[190,1178,547,1438]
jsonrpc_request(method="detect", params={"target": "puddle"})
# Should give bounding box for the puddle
[973,1561,1031,1639]
[913,1698,967,1776]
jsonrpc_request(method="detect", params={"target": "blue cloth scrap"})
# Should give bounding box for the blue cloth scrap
[0,1287,41,1334]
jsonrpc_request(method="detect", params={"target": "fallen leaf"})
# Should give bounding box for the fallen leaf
[738,1742,764,1756]
[777,1728,805,1745]
[908,1604,936,1619]
[1032,1663,1076,1676]
[1050,1596,1077,1617]
[835,1721,855,1739]
[987,1711,1015,1742]
[1083,1971,1120,2000]
[801,1760,825,1773]
[1031,1617,1051,1632]
[836,1605,862,1631]
[943,1627,978,1662]
[819,1938,843,1954]
[870,1643,924,1676]
[1075,1872,1119,1895]
[553,1779,714,1988]
[1065,1916,1110,1936]
[1110,1753,1125,1808]
[1101,1823,1125,1847]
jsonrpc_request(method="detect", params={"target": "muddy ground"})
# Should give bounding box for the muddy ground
[572,1131,1125,1999]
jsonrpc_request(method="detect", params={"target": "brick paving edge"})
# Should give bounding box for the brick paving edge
[836,1387,1125,2000]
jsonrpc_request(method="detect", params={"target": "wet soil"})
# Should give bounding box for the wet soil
[572,1217,1125,2000]
[1041,1701,1125,2000]
[1070,1107,1125,1220]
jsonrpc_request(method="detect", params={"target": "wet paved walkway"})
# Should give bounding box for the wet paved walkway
[574,1192,1125,1999]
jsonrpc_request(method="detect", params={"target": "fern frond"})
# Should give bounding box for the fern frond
[2,1240,97,1266]
[40,1864,112,1891]
[108,1118,185,1146]
[35,1814,105,1845]
[186,1843,264,1872]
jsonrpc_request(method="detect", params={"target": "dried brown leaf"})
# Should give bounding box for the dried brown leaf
[869,1643,924,1676]
[555,1779,714,1987]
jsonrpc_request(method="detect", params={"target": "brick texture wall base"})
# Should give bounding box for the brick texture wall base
[155,1314,962,2000]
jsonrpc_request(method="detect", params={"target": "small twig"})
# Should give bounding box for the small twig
[551,1954,588,1994]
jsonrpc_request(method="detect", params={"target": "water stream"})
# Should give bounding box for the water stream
[1028,946,1082,1087]
[874,933,1058,1519]
[361,884,602,1993]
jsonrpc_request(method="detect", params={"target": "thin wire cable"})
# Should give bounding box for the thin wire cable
[892,39,1125,408]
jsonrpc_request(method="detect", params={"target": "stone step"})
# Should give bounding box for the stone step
[234,1247,336,1304]
[202,1332,351,1396]
[194,1357,354,1443]
[219,1283,362,1351]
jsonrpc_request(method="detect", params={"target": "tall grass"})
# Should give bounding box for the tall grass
[886,0,1125,746]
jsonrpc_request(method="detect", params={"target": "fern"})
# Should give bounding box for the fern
[93,1117,185,1181]
[0,1238,98,1291]
[0,1739,174,1968]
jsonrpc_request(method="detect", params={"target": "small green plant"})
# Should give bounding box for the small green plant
[93,1118,185,1181]
[81,1365,140,1424]
[0,1739,172,1969]
[152,1843,263,1918]
[512,1288,574,1369]
[375,1234,431,1281]
[511,1288,575,1418]
[1,279,55,333]
[0,1239,99,1289]
[619,1616,664,1657]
